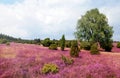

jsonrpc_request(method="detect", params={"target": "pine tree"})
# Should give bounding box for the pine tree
[60,35,65,51]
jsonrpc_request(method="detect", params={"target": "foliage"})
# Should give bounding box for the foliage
[80,41,91,50]
[52,39,59,46]
[0,39,8,44]
[34,38,41,45]
[70,41,80,57]
[0,33,35,44]
[41,63,59,74]
[42,38,53,47]
[61,55,74,65]
[60,35,65,51]
[49,44,58,50]
[100,39,113,51]
[65,41,71,48]
[75,8,113,51]
[0,34,18,42]
[90,43,99,55]
[117,42,120,48]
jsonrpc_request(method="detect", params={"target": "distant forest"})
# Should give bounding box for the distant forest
[0,34,37,44]
[0,34,73,48]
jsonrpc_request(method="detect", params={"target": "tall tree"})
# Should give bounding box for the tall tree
[75,8,113,51]
[60,35,65,51]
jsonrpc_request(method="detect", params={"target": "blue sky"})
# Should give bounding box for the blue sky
[0,0,23,4]
[0,0,120,41]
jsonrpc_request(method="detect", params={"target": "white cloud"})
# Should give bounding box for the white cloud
[100,5,120,41]
[0,0,79,39]
[100,6,120,25]
[0,0,120,40]
[0,26,29,38]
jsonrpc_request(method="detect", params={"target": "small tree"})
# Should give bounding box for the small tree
[90,43,100,55]
[60,35,65,51]
[70,41,80,57]
[42,38,52,47]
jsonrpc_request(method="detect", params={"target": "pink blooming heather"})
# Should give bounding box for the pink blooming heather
[111,43,120,52]
[0,43,120,78]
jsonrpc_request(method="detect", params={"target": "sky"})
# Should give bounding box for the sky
[0,0,120,41]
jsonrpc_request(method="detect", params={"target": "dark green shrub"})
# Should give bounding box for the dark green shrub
[101,42,113,52]
[42,38,52,47]
[117,42,120,48]
[90,43,99,55]
[100,39,113,52]
[104,44,112,52]
[49,44,57,50]
[60,35,65,51]
[61,55,74,65]
[80,41,91,50]
[70,41,80,57]
[41,63,59,74]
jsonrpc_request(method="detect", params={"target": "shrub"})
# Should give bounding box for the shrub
[101,42,113,52]
[90,43,100,55]
[60,35,65,51]
[61,55,74,65]
[41,63,59,74]
[49,44,57,50]
[117,42,120,48]
[70,41,80,57]
[80,41,91,50]
[104,44,112,52]
[100,40,113,52]
[42,38,52,47]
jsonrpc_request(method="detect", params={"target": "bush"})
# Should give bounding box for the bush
[117,42,120,48]
[104,44,112,52]
[49,44,57,50]
[42,38,53,47]
[90,43,99,55]
[80,41,91,50]
[101,42,113,52]
[41,63,59,74]
[70,41,80,57]
[61,55,74,65]
[100,40,113,52]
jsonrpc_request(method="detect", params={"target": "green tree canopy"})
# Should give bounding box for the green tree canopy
[75,8,113,51]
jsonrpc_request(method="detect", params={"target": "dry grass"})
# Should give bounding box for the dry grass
[0,46,16,58]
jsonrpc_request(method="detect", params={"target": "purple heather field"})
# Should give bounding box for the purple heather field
[0,42,120,78]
